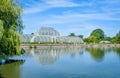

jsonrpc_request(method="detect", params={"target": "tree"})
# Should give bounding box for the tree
[83,38,89,43]
[0,0,24,56]
[78,35,83,39]
[31,33,34,35]
[111,37,117,43]
[110,31,120,44]
[103,37,111,41]
[89,36,98,43]
[0,20,4,40]
[0,26,22,56]
[89,29,105,43]
[90,29,105,40]
[68,33,76,37]
[116,31,120,43]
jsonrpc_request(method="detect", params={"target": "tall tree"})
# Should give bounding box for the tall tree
[0,0,24,56]
[89,29,105,43]
[68,33,76,37]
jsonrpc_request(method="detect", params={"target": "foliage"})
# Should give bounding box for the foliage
[78,35,83,39]
[0,20,4,40]
[68,33,76,37]
[110,31,120,44]
[84,29,105,43]
[110,37,117,43]
[89,36,98,43]
[90,29,104,41]
[116,31,120,43]
[31,33,34,35]
[103,37,111,41]
[83,38,89,43]
[0,0,23,56]
[0,26,22,56]
[0,0,24,33]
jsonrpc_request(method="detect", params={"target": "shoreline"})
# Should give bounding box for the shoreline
[21,44,120,49]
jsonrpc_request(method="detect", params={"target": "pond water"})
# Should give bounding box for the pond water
[0,47,120,78]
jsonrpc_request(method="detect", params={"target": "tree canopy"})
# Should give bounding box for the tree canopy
[68,33,76,37]
[0,20,4,40]
[88,29,105,43]
[90,29,105,40]
[85,29,105,43]
[116,31,120,43]
[83,28,120,44]
[78,35,83,39]
[0,0,24,56]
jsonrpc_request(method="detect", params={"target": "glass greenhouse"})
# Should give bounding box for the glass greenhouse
[21,27,83,43]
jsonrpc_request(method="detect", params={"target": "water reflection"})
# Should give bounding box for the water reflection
[113,47,120,57]
[86,47,120,62]
[31,48,60,65]
[86,48,105,62]
[30,47,84,65]
[0,47,120,78]
[0,74,3,78]
[27,47,120,64]
[0,60,25,78]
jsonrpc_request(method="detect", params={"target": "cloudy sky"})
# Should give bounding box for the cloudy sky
[19,0,120,37]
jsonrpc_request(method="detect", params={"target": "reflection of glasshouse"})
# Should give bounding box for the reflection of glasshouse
[21,27,83,43]
[31,47,84,65]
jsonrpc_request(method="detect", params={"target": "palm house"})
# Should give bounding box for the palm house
[21,27,83,43]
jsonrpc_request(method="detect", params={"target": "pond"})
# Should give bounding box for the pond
[0,47,120,78]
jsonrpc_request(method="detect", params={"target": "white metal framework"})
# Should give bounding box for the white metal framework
[21,27,83,43]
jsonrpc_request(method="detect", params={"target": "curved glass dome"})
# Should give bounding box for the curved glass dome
[21,26,84,43]
[34,27,60,36]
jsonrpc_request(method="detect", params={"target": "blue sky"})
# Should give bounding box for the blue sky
[19,0,120,37]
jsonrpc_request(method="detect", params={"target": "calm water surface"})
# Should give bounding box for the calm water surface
[0,47,120,78]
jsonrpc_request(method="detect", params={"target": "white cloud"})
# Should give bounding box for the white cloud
[23,0,95,14]
[23,0,80,14]
[38,12,120,26]
[97,0,120,4]
[23,0,120,15]
[43,0,79,7]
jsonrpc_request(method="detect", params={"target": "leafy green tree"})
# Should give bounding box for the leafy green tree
[111,37,117,43]
[88,36,98,43]
[68,33,76,37]
[110,31,120,44]
[31,33,34,35]
[88,29,105,43]
[90,29,104,40]
[0,26,22,55]
[78,35,83,39]
[0,20,4,40]
[83,38,88,43]
[0,0,23,56]
[116,31,120,43]
[103,37,111,41]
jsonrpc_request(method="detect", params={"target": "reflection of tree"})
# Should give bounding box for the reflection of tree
[0,60,25,78]
[30,47,84,65]
[113,48,120,57]
[86,48,105,62]
[0,74,3,78]
[26,47,120,64]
